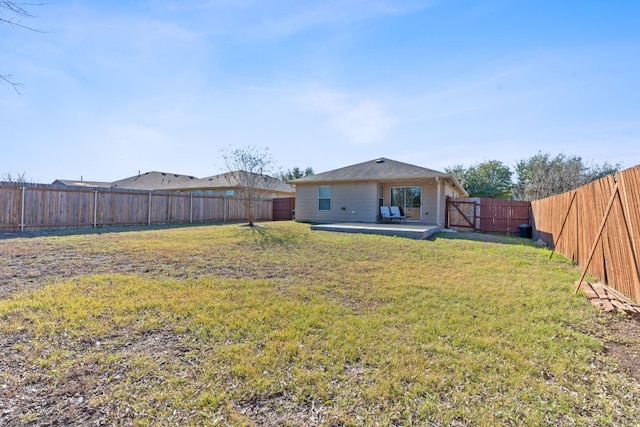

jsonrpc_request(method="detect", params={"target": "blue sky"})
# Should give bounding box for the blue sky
[1,0,639,183]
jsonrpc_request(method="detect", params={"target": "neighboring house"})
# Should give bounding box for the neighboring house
[51,179,113,189]
[111,171,198,191]
[290,157,467,225]
[164,170,296,199]
[53,170,294,198]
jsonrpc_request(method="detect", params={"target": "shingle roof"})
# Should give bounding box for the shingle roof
[164,170,295,194]
[52,179,113,188]
[291,158,449,183]
[111,171,197,191]
[291,157,467,195]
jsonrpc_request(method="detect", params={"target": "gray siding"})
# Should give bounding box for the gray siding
[295,182,377,223]
[295,177,465,225]
[379,179,434,224]
[422,183,439,224]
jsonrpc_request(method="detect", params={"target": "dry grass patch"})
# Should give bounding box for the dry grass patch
[1,222,639,426]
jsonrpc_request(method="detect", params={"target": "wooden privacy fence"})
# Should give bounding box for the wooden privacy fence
[0,184,273,233]
[446,197,531,235]
[531,165,640,303]
[272,197,295,221]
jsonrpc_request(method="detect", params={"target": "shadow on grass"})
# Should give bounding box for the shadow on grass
[429,230,541,247]
[0,221,244,240]
[248,223,298,248]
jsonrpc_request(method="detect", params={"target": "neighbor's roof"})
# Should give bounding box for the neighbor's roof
[51,179,113,188]
[291,157,467,195]
[164,170,295,194]
[111,171,198,191]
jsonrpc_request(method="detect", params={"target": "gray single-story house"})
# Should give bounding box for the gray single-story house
[163,170,296,199]
[110,171,198,191]
[107,171,294,198]
[290,157,467,225]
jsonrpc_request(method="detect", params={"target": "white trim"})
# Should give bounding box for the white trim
[436,177,442,226]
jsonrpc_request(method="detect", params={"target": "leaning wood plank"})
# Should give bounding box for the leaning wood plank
[605,286,640,311]
[589,283,611,301]
[550,191,577,260]
[584,290,599,299]
[601,300,616,312]
[574,183,619,294]
[579,281,640,314]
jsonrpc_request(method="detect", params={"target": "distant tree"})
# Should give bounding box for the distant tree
[582,161,621,183]
[221,146,276,227]
[445,160,513,198]
[513,152,622,201]
[1,1,43,93]
[444,164,466,188]
[1,171,27,183]
[280,166,314,182]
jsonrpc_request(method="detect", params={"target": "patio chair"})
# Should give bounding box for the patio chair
[379,206,394,222]
[390,206,406,222]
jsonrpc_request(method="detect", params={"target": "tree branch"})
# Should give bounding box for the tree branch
[1,1,46,92]
[0,1,44,32]
[0,74,23,94]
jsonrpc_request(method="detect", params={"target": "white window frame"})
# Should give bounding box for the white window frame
[318,185,332,211]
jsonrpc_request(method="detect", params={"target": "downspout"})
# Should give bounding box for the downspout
[436,177,442,226]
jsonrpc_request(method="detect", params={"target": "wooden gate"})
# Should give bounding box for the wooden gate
[445,197,478,231]
[446,197,531,235]
[273,197,295,221]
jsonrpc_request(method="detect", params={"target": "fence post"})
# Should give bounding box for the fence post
[445,196,449,228]
[20,185,26,233]
[167,194,171,223]
[474,200,479,231]
[93,190,98,228]
[148,192,152,226]
[190,193,193,224]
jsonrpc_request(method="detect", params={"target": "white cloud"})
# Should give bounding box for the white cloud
[301,87,395,144]
[177,0,434,39]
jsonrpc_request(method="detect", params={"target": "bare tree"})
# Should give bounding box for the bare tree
[514,152,622,201]
[221,146,277,227]
[1,1,43,93]
[1,171,28,183]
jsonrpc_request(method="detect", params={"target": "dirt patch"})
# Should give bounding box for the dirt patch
[0,230,289,299]
[0,326,194,426]
[603,316,640,380]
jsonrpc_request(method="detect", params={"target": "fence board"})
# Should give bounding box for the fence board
[273,197,295,221]
[0,184,274,233]
[532,165,640,303]
[446,197,530,235]
[0,186,22,229]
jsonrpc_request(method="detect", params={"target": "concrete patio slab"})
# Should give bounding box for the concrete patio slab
[310,223,441,240]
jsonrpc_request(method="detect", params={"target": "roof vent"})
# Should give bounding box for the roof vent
[376,158,385,164]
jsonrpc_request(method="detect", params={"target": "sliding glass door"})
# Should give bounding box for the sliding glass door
[390,186,421,222]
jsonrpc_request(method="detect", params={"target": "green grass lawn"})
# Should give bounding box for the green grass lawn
[1,222,638,426]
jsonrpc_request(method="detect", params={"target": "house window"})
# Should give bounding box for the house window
[318,185,331,210]
[391,186,421,221]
